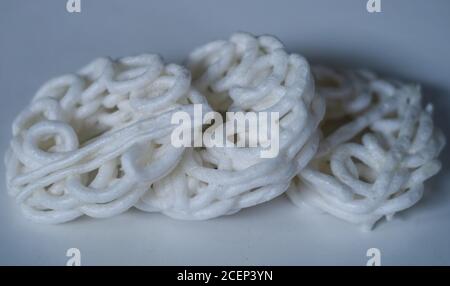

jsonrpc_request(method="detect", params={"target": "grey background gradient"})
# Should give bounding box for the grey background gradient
[1,0,449,265]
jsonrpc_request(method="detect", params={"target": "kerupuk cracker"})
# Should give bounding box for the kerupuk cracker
[287,66,445,230]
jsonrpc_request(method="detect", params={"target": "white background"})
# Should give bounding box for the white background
[0,0,449,265]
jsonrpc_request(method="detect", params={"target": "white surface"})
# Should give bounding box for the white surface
[1,0,449,265]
